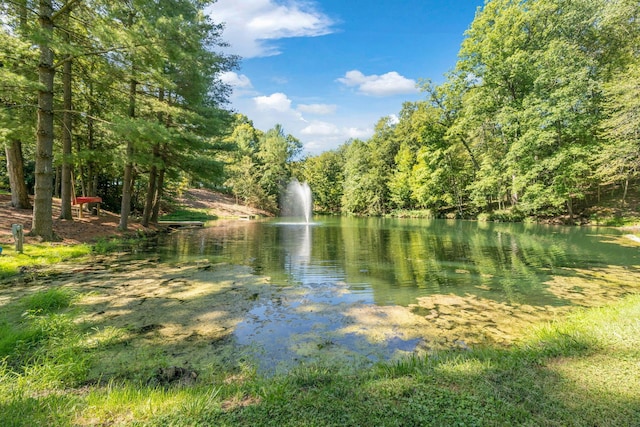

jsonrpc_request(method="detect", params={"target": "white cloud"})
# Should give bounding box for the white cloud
[302,124,373,153]
[301,121,340,136]
[208,0,334,58]
[297,103,337,115]
[337,70,419,96]
[250,92,306,127]
[345,127,374,139]
[218,71,253,89]
[253,92,293,112]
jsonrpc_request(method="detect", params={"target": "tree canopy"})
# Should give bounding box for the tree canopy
[302,0,640,220]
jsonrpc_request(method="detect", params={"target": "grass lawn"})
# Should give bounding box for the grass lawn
[1,267,638,426]
[0,243,92,279]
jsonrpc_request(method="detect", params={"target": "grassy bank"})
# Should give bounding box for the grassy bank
[1,278,638,426]
[158,207,218,222]
[0,244,92,279]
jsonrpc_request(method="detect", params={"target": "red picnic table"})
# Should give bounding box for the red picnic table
[73,196,102,218]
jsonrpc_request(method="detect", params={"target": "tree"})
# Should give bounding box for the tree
[1,18,35,209]
[595,0,640,202]
[103,0,235,229]
[341,139,373,215]
[30,0,57,240]
[257,124,302,213]
[301,148,344,213]
[453,0,606,216]
[224,115,267,207]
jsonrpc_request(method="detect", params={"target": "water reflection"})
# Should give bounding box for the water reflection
[281,224,311,281]
[152,218,640,372]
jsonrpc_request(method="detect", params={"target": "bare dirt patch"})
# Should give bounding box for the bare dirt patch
[0,189,269,245]
[0,195,146,245]
[176,189,272,219]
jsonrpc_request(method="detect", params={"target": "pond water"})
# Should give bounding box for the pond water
[148,217,640,372]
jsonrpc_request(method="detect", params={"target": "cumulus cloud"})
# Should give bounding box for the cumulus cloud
[337,70,419,96]
[218,71,253,89]
[250,92,306,126]
[302,124,373,153]
[253,92,293,112]
[301,121,340,136]
[297,103,337,115]
[208,0,334,58]
[345,127,374,139]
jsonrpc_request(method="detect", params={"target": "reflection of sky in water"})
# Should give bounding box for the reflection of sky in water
[235,223,421,373]
[234,280,422,374]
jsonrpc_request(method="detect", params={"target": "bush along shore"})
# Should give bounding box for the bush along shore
[0,243,639,426]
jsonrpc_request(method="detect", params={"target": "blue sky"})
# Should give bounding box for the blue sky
[207,0,486,154]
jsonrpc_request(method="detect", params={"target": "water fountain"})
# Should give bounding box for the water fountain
[281,179,313,223]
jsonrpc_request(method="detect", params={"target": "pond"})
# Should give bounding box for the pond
[147,217,640,373]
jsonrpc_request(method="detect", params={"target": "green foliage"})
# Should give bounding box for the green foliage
[0,288,79,368]
[2,0,237,227]
[388,209,436,219]
[224,118,302,213]
[299,0,638,221]
[301,149,345,213]
[23,288,76,314]
[484,209,526,223]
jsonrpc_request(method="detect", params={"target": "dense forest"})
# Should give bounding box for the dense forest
[296,0,640,221]
[2,0,640,241]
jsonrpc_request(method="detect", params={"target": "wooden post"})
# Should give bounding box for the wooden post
[11,224,24,253]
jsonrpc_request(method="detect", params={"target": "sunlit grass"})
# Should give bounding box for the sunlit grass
[0,243,91,279]
[159,208,217,222]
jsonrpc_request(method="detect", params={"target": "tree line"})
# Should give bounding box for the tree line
[3,0,640,238]
[294,0,640,220]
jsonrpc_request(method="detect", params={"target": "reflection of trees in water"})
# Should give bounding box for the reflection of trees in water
[340,219,638,307]
[156,218,639,308]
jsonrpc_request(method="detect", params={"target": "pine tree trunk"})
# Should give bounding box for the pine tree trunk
[60,53,73,219]
[32,0,56,240]
[150,167,165,224]
[141,163,157,227]
[118,78,137,230]
[54,166,61,198]
[5,139,32,209]
[146,87,165,226]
